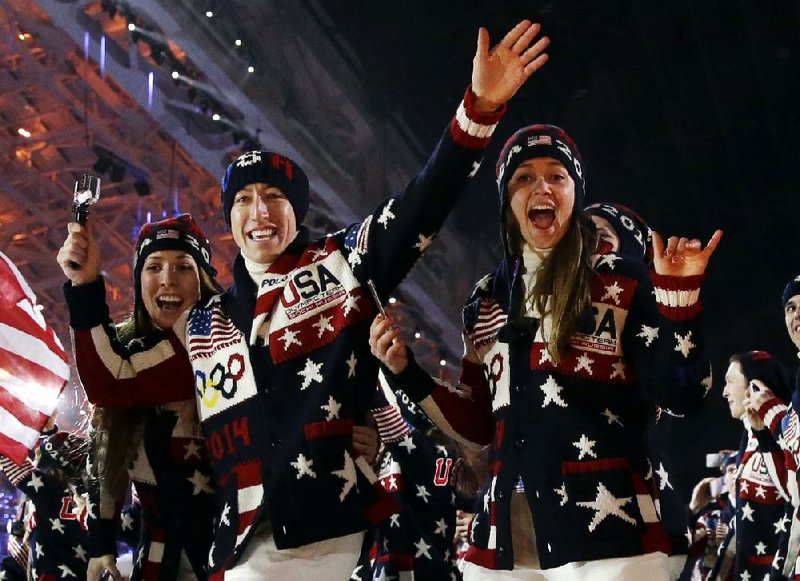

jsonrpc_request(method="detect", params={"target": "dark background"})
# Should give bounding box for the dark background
[316,0,800,495]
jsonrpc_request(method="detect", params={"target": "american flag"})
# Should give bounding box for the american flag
[473,300,507,346]
[188,309,240,358]
[0,252,69,464]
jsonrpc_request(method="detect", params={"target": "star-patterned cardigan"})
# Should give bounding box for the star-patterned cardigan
[86,399,215,581]
[0,455,89,581]
[66,87,506,578]
[365,398,461,581]
[383,253,712,570]
[726,428,792,580]
[749,375,800,580]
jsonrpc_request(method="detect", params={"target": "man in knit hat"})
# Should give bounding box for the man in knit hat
[59,20,551,580]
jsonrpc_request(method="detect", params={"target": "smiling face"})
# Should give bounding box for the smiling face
[507,157,576,250]
[785,295,800,350]
[722,360,749,420]
[230,182,297,265]
[140,250,201,329]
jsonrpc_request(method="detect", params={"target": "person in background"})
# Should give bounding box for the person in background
[371,122,722,579]
[0,423,90,581]
[585,202,695,580]
[708,351,793,580]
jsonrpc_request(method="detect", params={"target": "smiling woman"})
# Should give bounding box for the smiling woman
[58,214,224,581]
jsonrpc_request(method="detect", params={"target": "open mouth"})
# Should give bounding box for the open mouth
[156,295,183,311]
[528,206,555,230]
[249,228,277,241]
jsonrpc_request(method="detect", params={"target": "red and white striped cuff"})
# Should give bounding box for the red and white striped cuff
[652,273,704,320]
[450,85,506,149]
[757,396,788,433]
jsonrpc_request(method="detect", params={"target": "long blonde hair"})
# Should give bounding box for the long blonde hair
[508,210,597,364]
[91,268,222,498]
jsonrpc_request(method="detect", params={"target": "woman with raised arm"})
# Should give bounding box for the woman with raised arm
[371,125,722,579]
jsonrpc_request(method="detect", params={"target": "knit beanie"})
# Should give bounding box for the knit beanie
[733,350,793,405]
[585,202,653,264]
[132,213,216,308]
[220,151,309,226]
[36,430,88,482]
[781,275,800,307]
[495,124,586,210]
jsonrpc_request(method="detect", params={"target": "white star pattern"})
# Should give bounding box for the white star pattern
[188,470,214,495]
[540,375,568,408]
[35,544,44,558]
[637,325,659,347]
[377,200,396,228]
[468,160,481,178]
[398,435,417,453]
[655,463,673,490]
[601,281,624,305]
[741,502,755,522]
[184,440,202,460]
[774,550,784,570]
[574,353,594,375]
[415,538,433,559]
[220,503,231,526]
[740,480,750,494]
[389,514,401,528]
[321,395,342,420]
[50,517,65,533]
[414,233,435,252]
[121,511,134,530]
[310,247,328,260]
[539,348,554,366]
[434,518,447,536]
[602,409,623,427]
[386,475,398,491]
[576,482,637,532]
[347,351,357,378]
[596,254,622,270]
[754,541,767,555]
[674,331,696,358]
[57,564,76,578]
[740,571,751,581]
[350,565,363,581]
[555,483,568,506]
[774,514,790,533]
[342,292,361,317]
[298,358,324,390]
[312,314,334,338]
[573,434,597,460]
[73,544,88,562]
[347,250,362,268]
[610,361,626,380]
[290,454,317,479]
[332,452,358,501]
[279,328,302,350]
[416,484,431,503]
[28,473,44,492]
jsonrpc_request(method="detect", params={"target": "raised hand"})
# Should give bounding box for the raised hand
[743,379,776,431]
[57,222,100,285]
[472,20,549,112]
[369,314,408,375]
[652,229,723,277]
